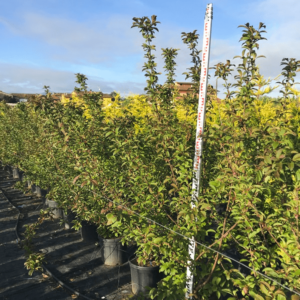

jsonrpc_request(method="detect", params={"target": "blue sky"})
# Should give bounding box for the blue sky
[0,0,299,99]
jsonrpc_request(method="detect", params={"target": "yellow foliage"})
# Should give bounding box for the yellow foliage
[61,92,92,119]
[175,104,197,126]
[102,93,125,122]
[59,83,300,137]
[288,85,300,97]
[117,92,152,134]
[253,98,277,125]
[276,239,300,265]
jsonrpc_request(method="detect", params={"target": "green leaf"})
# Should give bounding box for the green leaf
[260,282,270,296]
[288,162,294,171]
[265,156,272,164]
[293,153,300,161]
[296,169,300,182]
[106,213,117,225]
[153,237,163,244]
[263,267,280,278]
[293,269,300,276]
[276,149,283,159]
[249,228,260,239]
[212,277,222,285]
[209,180,220,187]
[249,291,265,300]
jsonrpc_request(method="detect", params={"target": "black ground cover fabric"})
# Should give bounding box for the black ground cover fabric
[0,168,138,300]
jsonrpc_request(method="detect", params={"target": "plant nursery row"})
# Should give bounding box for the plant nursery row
[0,14,300,300]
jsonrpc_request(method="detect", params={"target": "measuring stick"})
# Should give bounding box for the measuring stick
[185,3,213,299]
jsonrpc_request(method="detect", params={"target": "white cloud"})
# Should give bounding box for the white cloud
[0,12,145,65]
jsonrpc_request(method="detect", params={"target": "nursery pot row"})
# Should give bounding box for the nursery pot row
[79,221,163,296]
[3,166,164,297]
[46,202,163,296]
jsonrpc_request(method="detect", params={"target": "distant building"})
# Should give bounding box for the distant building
[172,82,221,101]
[143,82,221,103]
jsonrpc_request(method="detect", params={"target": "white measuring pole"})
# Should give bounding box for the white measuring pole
[185,3,213,299]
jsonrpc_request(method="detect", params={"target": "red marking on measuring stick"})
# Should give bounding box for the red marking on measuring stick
[186,3,213,299]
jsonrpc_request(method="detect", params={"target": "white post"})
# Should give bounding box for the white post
[185,3,213,299]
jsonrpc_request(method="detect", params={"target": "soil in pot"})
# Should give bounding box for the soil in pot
[99,236,127,266]
[46,199,63,219]
[129,257,163,297]
[80,221,98,243]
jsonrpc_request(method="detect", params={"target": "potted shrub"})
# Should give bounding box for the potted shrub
[97,218,128,266]
[45,190,64,219]
[129,254,163,297]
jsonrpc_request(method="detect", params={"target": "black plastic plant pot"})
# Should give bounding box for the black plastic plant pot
[41,189,48,204]
[129,256,162,297]
[19,170,24,179]
[63,210,76,230]
[99,236,127,266]
[12,167,20,179]
[80,221,98,243]
[9,165,14,174]
[41,188,48,196]
[215,203,227,216]
[46,199,63,219]
[224,248,250,276]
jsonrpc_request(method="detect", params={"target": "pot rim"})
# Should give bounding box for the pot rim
[99,235,123,241]
[129,255,160,269]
